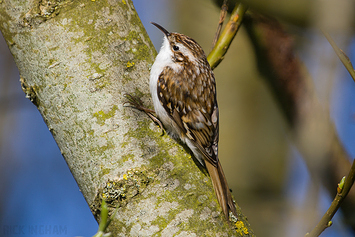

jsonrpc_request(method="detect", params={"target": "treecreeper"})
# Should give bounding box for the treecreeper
[125,22,237,222]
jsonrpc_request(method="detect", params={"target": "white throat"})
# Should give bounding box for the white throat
[149,36,181,136]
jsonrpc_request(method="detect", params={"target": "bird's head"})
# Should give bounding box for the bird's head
[151,22,206,66]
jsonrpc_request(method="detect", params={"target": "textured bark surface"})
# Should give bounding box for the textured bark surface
[0,0,253,235]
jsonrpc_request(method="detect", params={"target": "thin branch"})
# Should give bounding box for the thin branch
[207,3,248,70]
[323,30,355,83]
[211,0,228,49]
[93,200,110,237]
[305,159,355,237]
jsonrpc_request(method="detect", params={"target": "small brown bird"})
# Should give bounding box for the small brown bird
[126,22,237,221]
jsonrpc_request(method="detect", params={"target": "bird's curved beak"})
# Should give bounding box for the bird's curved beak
[151,22,170,37]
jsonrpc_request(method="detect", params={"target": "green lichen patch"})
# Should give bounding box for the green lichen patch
[125,30,151,62]
[124,119,170,169]
[91,167,155,219]
[120,140,129,149]
[121,153,134,163]
[98,167,111,179]
[126,119,153,139]
[93,105,118,125]
[89,139,114,158]
[91,76,110,92]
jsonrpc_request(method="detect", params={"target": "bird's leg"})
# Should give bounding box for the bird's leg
[124,94,164,135]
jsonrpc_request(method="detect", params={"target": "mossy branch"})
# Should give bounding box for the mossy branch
[0,0,254,235]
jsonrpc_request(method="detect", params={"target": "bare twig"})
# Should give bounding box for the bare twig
[211,0,228,49]
[207,3,247,70]
[305,159,355,237]
[93,200,111,237]
[323,30,355,83]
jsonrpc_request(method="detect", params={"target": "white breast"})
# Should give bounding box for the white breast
[149,36,182,138]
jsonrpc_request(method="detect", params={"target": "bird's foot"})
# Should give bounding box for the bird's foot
[124,93,164,135]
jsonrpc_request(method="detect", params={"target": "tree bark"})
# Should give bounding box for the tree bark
[0,0,253,235]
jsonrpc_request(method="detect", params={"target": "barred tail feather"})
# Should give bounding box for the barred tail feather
[205,161,237,221]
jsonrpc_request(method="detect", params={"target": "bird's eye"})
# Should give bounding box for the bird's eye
[172,45,179,51]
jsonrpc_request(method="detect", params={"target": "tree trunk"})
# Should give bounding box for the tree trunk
[0,0,253,235]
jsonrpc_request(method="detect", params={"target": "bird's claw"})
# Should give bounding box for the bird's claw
[123,93,145,111]
[123,93,165,135]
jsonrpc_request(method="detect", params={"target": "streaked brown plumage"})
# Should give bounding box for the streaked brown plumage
[126,22,237,221]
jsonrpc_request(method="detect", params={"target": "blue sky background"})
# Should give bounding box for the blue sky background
[0,1,354,237]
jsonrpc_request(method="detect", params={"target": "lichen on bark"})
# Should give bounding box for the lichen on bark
[0,0,254,235]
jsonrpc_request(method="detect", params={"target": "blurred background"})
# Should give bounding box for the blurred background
[0,0,355,236]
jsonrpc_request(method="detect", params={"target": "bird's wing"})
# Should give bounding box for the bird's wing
[157,66,219,167]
